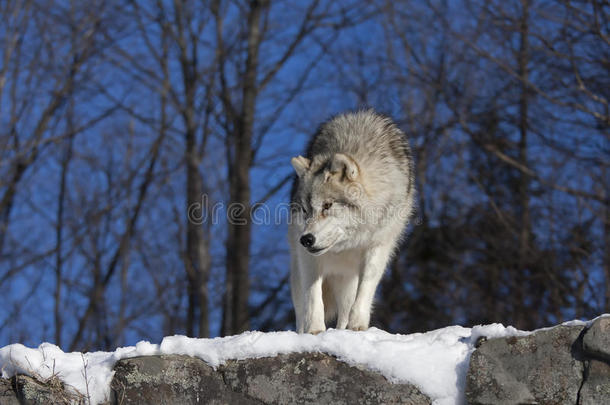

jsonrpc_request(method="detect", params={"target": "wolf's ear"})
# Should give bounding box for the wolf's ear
[330,153,359,181]
[291,156,311,177]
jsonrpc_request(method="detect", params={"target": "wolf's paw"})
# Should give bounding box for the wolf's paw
[304,319,325,335]
[347,324,368,332]
[347,308,370,331]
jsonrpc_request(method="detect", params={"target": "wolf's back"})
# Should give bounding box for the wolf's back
[292,109,415,205]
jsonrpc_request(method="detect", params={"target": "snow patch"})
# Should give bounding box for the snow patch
[2,316,607,405]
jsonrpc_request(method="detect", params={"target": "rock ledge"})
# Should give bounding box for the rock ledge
[1,352,430,405]
[466,317,610,405]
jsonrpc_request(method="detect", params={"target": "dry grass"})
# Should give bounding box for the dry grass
[1,348,90,405]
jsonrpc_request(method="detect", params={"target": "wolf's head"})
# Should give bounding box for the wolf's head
[291,153,371,255]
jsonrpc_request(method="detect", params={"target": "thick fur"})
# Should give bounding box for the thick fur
[289,109,415,334]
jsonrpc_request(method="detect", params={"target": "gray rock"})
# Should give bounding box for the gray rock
[111,353,431,405]
[583,317,610,362]
[466,324,586,405]
[0,375,84,405]
[111,354,255,404]
[579,359,610,405]
[220,352,430,405]
[0,378,19,405]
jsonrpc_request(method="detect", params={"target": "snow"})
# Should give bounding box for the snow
[1,316,606,405]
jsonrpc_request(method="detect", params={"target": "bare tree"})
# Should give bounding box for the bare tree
[0,0,100,255]
[107,0,217,338]
[0,0,125,345]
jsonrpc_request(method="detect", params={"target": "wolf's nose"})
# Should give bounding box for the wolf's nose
[300,234,315,248]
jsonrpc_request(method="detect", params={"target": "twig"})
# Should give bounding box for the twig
[81,353,91,405]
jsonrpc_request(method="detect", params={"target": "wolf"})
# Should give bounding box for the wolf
[289,109,416,334]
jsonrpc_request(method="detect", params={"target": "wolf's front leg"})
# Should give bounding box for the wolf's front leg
[334,274,359,329]
[303,273,326,334]
[348,244,393,331]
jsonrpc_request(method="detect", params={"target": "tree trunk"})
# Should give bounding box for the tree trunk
[54,114,74,347]
[602,191,610,313]
[176,0,211,337]
[185,139,209,337]
[515,0,531,328]
[222,0,266,336]
[183,79,210,337]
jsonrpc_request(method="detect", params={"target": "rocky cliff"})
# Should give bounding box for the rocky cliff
[1,317,608,405]
[466,317,610,405]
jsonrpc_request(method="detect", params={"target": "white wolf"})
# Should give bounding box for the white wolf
[289,109,416,334]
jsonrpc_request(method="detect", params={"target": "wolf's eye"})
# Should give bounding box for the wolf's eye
[323,201,333,211]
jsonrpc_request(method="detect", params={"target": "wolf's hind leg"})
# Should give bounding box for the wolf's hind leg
[322,278,337,326]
